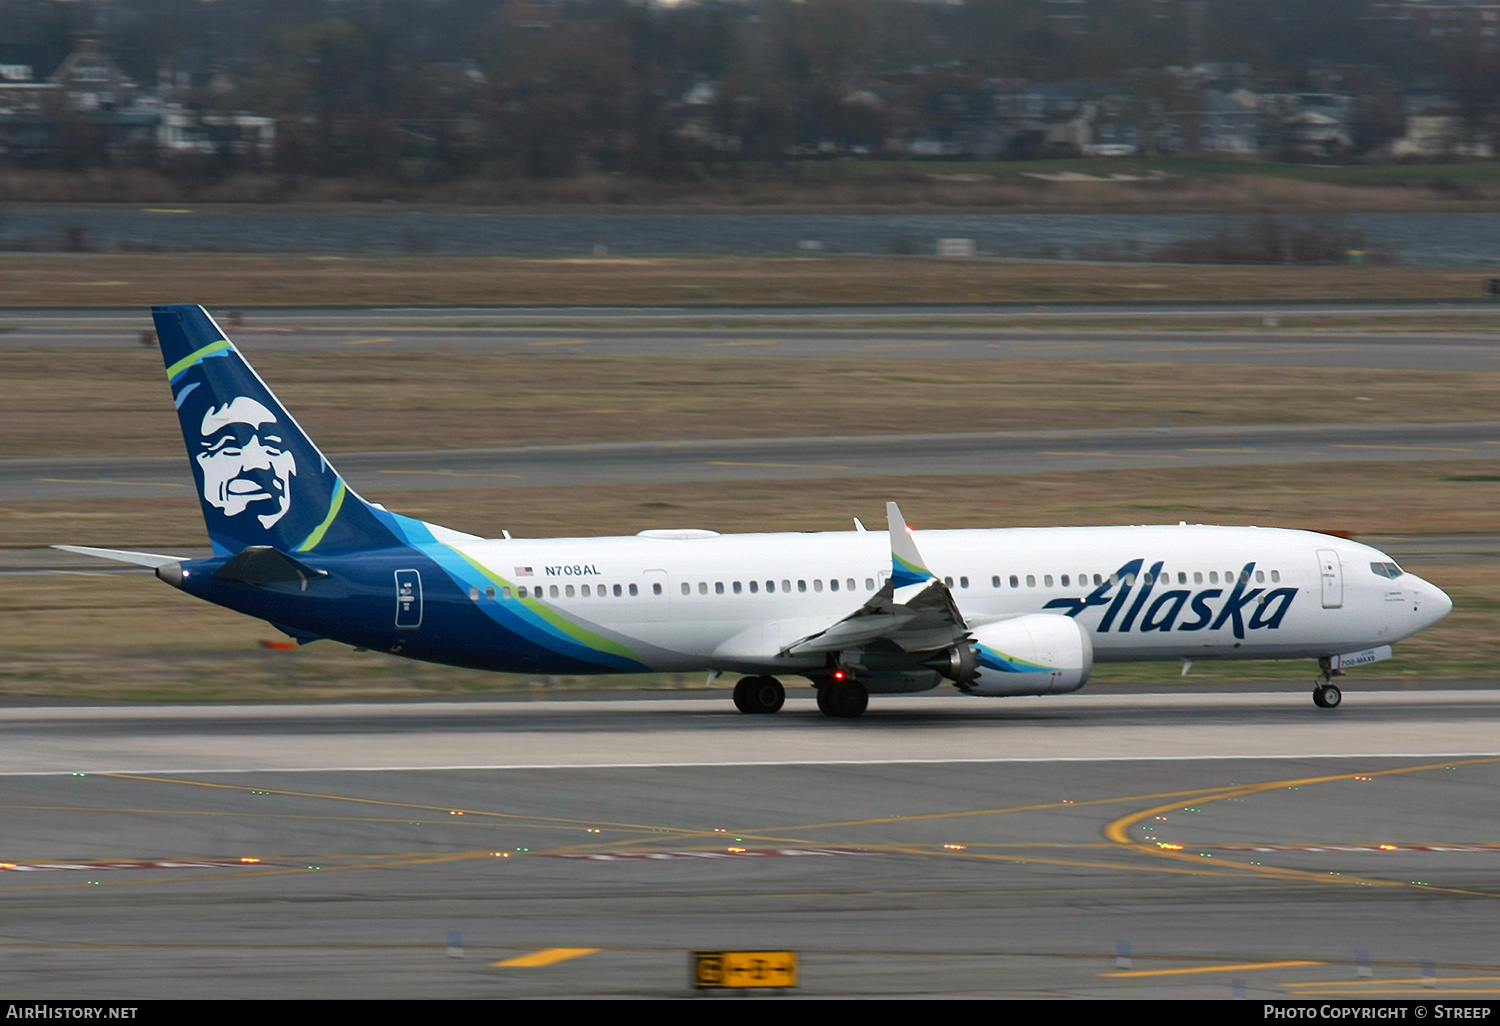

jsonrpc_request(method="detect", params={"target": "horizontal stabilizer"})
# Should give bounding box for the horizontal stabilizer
[51,544,186,569]
[212,546,329,590]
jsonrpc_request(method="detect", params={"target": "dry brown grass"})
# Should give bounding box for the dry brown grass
[5,253,1500,309]
[6,350,1500,460]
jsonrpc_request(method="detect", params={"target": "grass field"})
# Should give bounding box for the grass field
[6,253,1500,309]
[9,351,1500,461]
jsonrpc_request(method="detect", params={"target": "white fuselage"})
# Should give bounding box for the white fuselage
[441,524,1451,676]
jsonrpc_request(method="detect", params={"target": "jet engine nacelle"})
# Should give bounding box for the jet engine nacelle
[948,614,1093,696]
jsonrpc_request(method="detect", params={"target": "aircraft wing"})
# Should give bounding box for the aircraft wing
[781,502,969,656]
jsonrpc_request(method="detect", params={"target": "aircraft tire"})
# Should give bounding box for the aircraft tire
[823,680,868,719]
[1313,683,1341,709]
[748,676,785,714]
[733,677,755,713]
[815,685,832,715]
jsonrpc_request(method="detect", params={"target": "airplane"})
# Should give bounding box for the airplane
[58,304,1454,718]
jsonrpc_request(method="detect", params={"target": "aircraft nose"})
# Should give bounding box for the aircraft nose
[1420,578,1453,625]
[1431,582,1453,621]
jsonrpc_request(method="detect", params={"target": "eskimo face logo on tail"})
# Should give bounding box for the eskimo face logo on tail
[196,397,297,529]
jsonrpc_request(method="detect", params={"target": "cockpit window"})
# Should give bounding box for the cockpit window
[1370,561,1405,579]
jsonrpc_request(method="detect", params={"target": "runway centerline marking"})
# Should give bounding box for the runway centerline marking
[342,337,393,346]
[1333,444,1472,452]
[1101,959,1322,978]
[493,947,600,967]
[528,340,591,347]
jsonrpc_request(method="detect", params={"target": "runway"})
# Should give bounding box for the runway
[2,692,1499,998]
[8,420,1500,502]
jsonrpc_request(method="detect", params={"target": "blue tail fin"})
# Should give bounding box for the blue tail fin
[152,304,399,556]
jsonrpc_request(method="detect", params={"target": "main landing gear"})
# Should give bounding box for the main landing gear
[816,678,868,719]
[733,675,785,714]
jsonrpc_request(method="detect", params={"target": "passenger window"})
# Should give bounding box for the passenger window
[1026,575,1036,588]
[681,582,690,595]
[615,583,624,597]
[866,578,875,591]
[502,587,512,600]
[1256,570,1265,583]
[992,575,1001,588]
[581,585,591,597]
[629,583,638,596]
[783,580,792,592]
[1194,572,1203,584]
[798,580,807,593]
[733,581,742,594]
[830,579,840,592]
[813,580,823,592]
[1209,572,1218,583]
[469,587,480,601]
[1271,570,1281,583]
[1177,572,1187,585]
[749,580,759,594]
[486,586,496,600]
[698,582,708,595]
[765,580,775,593]
[848,578,857,591]
[944,576,953,587]
[1044,575,1053,587]
[653,583,662,596]
[1010,575,1019,588]
[565,585,575,598]
[715,582,724,595]
[1060,575,1069,587]
[1094,574,1102,586]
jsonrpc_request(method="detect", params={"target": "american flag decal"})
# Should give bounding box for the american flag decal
[515,566,534,576]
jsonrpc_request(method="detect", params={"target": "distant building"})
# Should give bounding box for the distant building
[0,31,273,165]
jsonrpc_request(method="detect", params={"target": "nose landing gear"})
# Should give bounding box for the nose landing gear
[1313,682,1342,708]
[1313,656,1343,709]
